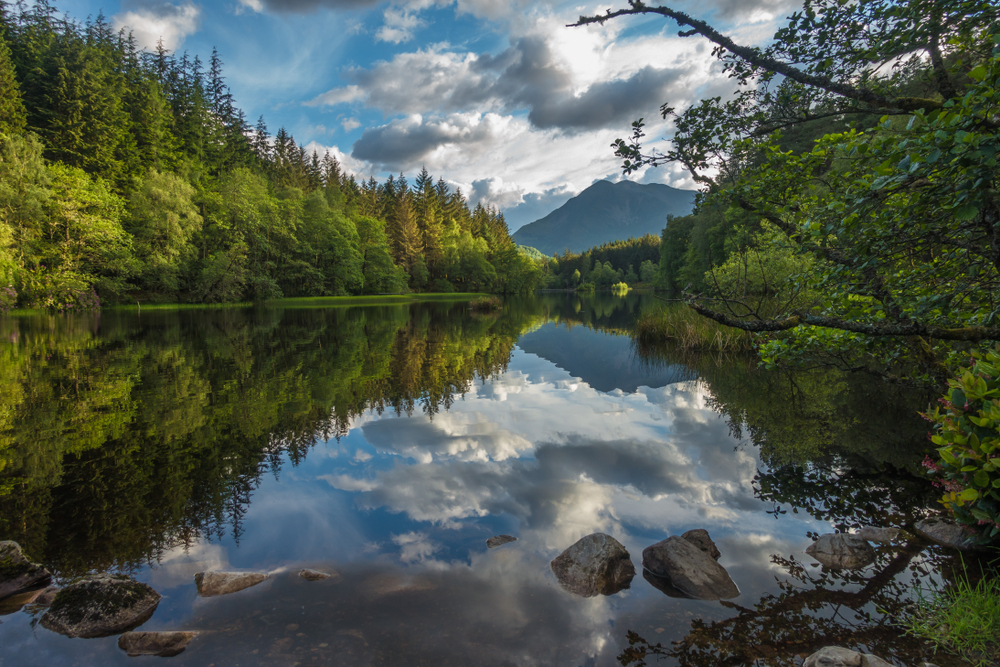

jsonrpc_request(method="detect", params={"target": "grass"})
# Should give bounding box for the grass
[0,293,491,316]
[633,304,756,353]
[468,295,503,311]
[905,568,1000,667]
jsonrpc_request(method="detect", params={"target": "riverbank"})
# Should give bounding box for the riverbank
[2,293,490,317]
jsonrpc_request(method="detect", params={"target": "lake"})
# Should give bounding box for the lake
[0,294,972,666]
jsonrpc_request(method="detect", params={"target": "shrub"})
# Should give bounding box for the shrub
[921,348,1000,538]
[469,295,502,312]
[0,285,15,313]
[20,269,100,311]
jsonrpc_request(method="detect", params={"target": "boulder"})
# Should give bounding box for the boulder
[642,536,739,600]
[0,541,52,600]
[194,571,268,597]
[681,529,721,560]
[119,631,199,657]
[914,516,985,551]
[856,526,910,545]
[299,569,332,582]
[0,585,61,616]
[487,535,518,549]
[40,575,160,638]
[803,647,895,667]
[806,534,876,570]
[550,533,635,597]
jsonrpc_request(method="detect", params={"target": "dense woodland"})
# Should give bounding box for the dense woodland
[539,234,661,289]
[0,1,541,310]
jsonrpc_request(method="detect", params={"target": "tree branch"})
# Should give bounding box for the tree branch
[569,2,943,112]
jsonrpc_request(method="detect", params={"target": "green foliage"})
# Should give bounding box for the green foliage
[128,169,201,293]
[611,281,629,293]
[0,34,26,135]
[922,349,1000,537]
[906,569,1000,667]
[634,304,755,353]
[517,244,548,261]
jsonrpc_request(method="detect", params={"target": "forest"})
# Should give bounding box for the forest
[0,1,542,311]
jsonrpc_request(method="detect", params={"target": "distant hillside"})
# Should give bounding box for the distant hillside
[511,180,696,255]
[517,245,549,260]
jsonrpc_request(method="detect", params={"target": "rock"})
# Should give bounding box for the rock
[914,516,985,551]
[806,534,877,570]
[803,646,896,667]
[0,541,52,600]
[299,569,331,581]
[856,526,909,545]
[1,585,61,616]
[804,647,862,667]
[550,533,635,597]
[194,571,268,597]
[681,529,721,560]
[119,631,199,657]
[486,535,517,549]
[642,536,739,600]
[40,574,160,638]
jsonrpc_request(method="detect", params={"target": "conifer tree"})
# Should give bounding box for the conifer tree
[0,31,26,135]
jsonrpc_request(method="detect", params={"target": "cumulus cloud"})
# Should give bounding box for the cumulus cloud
[112,0,201,50]
[376,6,426,43]
[351,112,516,171]
[236,0,380,12]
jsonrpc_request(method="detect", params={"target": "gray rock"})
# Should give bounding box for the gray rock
[642,536,739,600]
[119,631,199,657]
[550,533,635,597]
[803,647,862,667]
[914,516,985,551]
[486,535,518,549]
[856,526,910,545]
[40,574,160,638]
[31,586,61,608]
[803,646,898,667]
[0,541,52,600]
[298,569,332,581]
[806,534,877,570]
[194,571,268,597]
[681,529,721,560]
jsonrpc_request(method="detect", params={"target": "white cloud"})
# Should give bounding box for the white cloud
[307,84,366,107]
[112,1,201,51]
[376,6,426,44]
[341,118,362,132]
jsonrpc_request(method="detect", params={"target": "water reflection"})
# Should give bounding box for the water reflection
[0,295,970,666]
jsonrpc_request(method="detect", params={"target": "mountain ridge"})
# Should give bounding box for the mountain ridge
[511,180,697,255]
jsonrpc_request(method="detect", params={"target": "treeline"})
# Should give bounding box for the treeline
[0,1,540,310]
[538,234,660,289]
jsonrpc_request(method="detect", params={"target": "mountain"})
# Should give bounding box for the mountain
[511,180,696,255]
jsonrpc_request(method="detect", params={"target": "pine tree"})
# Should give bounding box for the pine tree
[390,188,421,270]
[0,31,26,135]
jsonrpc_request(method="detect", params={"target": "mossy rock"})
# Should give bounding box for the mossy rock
[0,541,52,601]
[40,574,160,638]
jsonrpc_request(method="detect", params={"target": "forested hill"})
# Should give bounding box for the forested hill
[0,2,542,310]
[511,180,696,255]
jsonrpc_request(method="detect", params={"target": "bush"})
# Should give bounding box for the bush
[469,295,502,312]
[429,278,454,293]
[20,269,100,311]
[921,348,1000,538]
[0,285,15,313]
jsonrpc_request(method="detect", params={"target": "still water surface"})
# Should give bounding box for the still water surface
[0,294,968,666]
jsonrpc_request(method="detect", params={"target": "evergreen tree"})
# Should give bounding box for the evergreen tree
[0,30,26,135]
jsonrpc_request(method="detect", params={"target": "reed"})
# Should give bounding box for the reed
[633,304,755,353]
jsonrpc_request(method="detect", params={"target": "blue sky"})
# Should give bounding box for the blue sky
[58,0,794,229]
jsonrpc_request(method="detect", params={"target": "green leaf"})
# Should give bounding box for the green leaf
[974,470,990,487]
[954,204,978,221]
[959,487,979,502]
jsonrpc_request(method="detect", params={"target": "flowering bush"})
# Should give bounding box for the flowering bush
[0,285,15,313]
[922,349,1000,539]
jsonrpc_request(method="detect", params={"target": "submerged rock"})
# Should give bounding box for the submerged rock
[803,646,895,667]
[0,584,61,616]
[299,569,332,581]
[914,516,985,551]
[40,574,160,638]
[550,533,635,597]
[195,571,268,597]
[681,529,721,560]
[806,534,876,570]
[856,526,910,545]
[0,541,52,601]
[486,535,518,549]
[642,536,739,600]
[119,631,199,657]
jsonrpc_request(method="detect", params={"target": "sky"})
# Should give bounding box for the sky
[57,0,798,230]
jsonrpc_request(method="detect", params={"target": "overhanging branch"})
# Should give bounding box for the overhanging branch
[569,2,943,113]
[687,301,1000,342]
